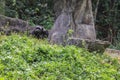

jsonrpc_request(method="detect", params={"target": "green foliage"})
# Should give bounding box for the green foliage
[0,0,5,15]
[0,34,120,80]
[67,29,74,37]
[109,31,120,50]
[5,0,54,29]
[93,0,120,40]
[4,0,120,39]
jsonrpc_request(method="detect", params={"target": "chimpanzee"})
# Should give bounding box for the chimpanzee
[31,26,48,39]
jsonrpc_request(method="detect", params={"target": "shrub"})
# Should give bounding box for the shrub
[5,0,54,29]
[0,34,120,80]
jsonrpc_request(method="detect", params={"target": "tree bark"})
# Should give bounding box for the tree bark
[49,0,96,45]
[94,0,100,22]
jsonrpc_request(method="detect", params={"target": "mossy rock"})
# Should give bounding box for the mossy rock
[67,38,110,53]
[104,48,120,62]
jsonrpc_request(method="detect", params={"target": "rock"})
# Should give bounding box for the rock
[0,15,29,35]
[67,38,110,52]
[0,15,49,39]
[104,48,120,61]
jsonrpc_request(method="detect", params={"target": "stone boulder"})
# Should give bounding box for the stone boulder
[104,48,120,62]
[0,15,48,39]
[0,15,29,35]
[67,38,110,52]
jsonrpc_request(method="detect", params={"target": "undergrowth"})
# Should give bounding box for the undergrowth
[0,34,120,80]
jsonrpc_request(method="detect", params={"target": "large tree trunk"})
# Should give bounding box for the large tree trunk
[49,0,96,45]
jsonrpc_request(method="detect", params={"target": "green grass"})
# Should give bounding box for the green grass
[0,34,120,80]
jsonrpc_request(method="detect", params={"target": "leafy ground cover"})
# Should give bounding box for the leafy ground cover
[0,34,120,80]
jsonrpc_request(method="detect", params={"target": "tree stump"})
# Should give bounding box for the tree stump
[49,0,110,52]
[49,0,96,45]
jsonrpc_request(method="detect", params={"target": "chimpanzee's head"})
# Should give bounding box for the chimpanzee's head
[36,26,43,31]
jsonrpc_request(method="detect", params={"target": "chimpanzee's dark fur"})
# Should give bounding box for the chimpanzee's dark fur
[31,26,48,39]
